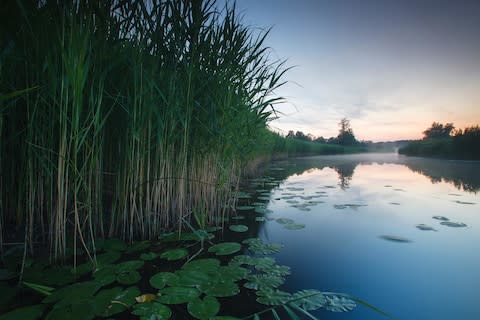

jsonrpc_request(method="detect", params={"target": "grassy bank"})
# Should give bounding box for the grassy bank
[0,0,288,259]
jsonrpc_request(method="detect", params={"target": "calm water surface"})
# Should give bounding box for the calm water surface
[254,154,480,320]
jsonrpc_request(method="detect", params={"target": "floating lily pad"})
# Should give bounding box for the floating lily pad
[323,293,356,312]
[257,196,270,201]
[202,281,240,298]
[416,224,437,231]
[440,221,467,228]
[0,304,45,320]
[157,287,200,304]
[276,218,294,225]
[131,302,172,320]
[231,215,245,220]
[433,215,449,221]
[256,289,291,305]
[289,290,326,311]
[116,260,144,273]
[236,206,255,211]
[284,224,305,230]
[390,202,401,205]
[242,238,282,255]
[255,217,266,222]
[208,242,242,256]
[150,272,179,289]
[117,270,141,285]
[236,192,252,199]
[45,301,95,320]
[160,248,189,261]
[244,274,284,291]
[99,239,127,252]
[187,296,220,320]
[454,200,475,205]
[333,205,347,209]
[140,252,158,261]
[229,225,248,232]
[379,235,412,243]
[126,241,152,254]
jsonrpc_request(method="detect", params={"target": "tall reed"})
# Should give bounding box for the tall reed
[0,0,286,260]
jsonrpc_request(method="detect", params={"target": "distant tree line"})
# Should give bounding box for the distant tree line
[285,118,360,146]
[399,122,480,160]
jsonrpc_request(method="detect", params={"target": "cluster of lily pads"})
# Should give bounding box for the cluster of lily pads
[0,227,359,320]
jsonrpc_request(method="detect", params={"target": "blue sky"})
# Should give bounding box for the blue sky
[235,0,480,141]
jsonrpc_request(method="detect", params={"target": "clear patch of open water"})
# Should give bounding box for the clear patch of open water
[253,153,480,319]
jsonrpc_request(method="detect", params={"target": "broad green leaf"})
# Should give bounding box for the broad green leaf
[182,258,220,272]
[150,272,179,289]
[289,290,326,311]
[0,304,45,320]
[187,296,220,320]
[284,223,305,230]
[140,252,158,261]
[157,287,200,304]
[126,241,152,254]
[131,302,172,320]
[116,260,144,273]
[202,281,239,298]
[276,218,294,225]
[228,225,248,232]
[256,289,292,306]
[208,242,241,256]
[116,270,141,285]
[160,248,189,261]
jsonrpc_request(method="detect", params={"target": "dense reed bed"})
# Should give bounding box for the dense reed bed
[0,0,286,260]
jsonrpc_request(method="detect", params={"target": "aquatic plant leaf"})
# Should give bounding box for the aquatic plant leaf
[45,301,95,320]
[433,215,449,221]
[257,196,270,201]
[157,287,200,304]
[454,200,475,205]
[208,242,242,256]
[140,252,158,261]
[117,270,141,285]
[242,238,282,255]
[231,215,245,220]
[116,260,144,273]
[440,221,467,227]
[236,206,255,211]
[91,287,123,316]
[256,264,291,277]
[256,289,292,305]
[104,286,141,316]
[135,293,157,303]
[131,301,172,320]
[188,296,220,320]
[160,248,189,261]
[416,224,437,231]
[289,290,326,311]
[284,223,305,230]
[244,274,284,291]
[126,241,152,254]
[229,225,248,232]
[43,281,100,305]
[150,272,179,289]
[276,218,294,225]
[174,269,211,287]
[236,192,252,199]
[379,235,412,243]
[92,265,117,286]
[0,304,45,320]
[217,265,249,281]
[255,217,266,222]
[202,281,240,297]
[322,293,356,312]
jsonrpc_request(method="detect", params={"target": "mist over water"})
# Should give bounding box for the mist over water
[256,154,480,319]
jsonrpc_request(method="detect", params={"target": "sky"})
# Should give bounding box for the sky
[234,0,480,141]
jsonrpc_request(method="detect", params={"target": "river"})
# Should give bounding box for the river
[243,153,480,319]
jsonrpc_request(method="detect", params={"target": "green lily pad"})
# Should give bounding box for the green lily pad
[440,221,467,227]
[43,281,100,306]
[379,235,412,243]
[276,218,294,225]
[242,238,282,254]
[289,290,326,311]
[174,269,211,287]
[150,272,179,289]
[201,281,240,298]
[188,296,220,320]
[45,301,95,320]
[0,304,45,320]
[208,242,241,256]
[116,260,144,273]
[284,223,305,230]
[255,217,266,222]
[236,206,255,211]
[433,215,449,221]
[117,270,141,285]
[182,258,221,272]
[157,287,200,304]
[160,248,189,261]
[100,239,127,252]
[244,274,284,291]
[256,289,292,306]
[229,225,248,232]
[126,241,152,254]
[217,265,249,281]
[131,302,172,320]
[92,287,123,316]
[140,252,158,261]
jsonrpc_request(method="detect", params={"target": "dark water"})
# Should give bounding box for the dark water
[253,153,480,320]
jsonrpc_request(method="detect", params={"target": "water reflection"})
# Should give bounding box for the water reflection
[274,154,480,192]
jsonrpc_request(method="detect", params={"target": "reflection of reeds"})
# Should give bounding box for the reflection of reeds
[0,0,286,260]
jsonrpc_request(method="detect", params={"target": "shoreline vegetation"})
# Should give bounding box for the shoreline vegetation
[399,122,480,160]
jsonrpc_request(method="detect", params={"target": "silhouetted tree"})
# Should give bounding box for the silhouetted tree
[336,118,357,145]
[423,122,455,139]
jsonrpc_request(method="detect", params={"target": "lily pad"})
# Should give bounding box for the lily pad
[454,200,475,205]
[117,270,141,285]
[0,304,45,320]
[99,239,127,252]
[416,224,437,231]
[140,252,158,261]
[187,296,220,320]
[229,225,248,232]
[256,289,291,306]
[236,206,255,211]
[244,274,284,291]
[440,221,467,228]
[157,287,200,304]
[379,235,412,243]
[160,248,189,261]
[433,215,449,221]
[323,293,356,312]
[150,272,179,289]
[284,223,305,230]
[131,302,172,320]
[289,290,326,311]
[116,260,144,273]
[276,218,294,225]
[202,281,240,298]
[242,238,282,255]
[126,241,152,254]
[182,258,221,272]
[208,242,242,256]
[255,217,266,222]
